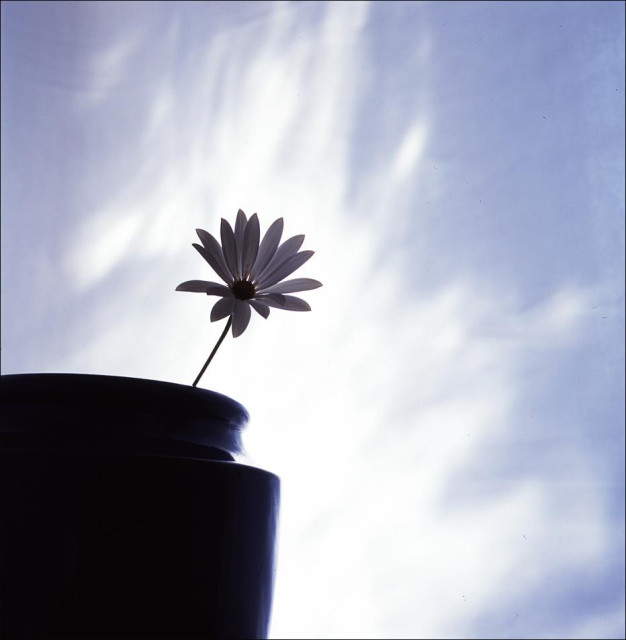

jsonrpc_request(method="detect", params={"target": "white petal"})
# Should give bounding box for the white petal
[258,277,322,295]
[248,298,270,319]
[175,280,214,293]
[195,229,233,284]
[241,213,260,279]
[205,283,233,296]
[278,295,311,311]
[192,244,233,285]
[234,210,247,279]
[220,219,238,281]
[252,217,283,278]
[256,250,314,290]
[256,234,304,283]
[210,297,235,322]
[257,293,287,309]
[235,209,247,229]
[176,280,233,296]
[231,299,251,337]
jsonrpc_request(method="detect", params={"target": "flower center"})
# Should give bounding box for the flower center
[231,279,256,300]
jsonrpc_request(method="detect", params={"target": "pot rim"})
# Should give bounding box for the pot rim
[0,372,249,460]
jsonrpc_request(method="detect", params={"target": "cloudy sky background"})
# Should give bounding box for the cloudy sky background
[1,1,624,638]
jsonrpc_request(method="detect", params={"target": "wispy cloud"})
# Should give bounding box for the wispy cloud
[2,1,623,638]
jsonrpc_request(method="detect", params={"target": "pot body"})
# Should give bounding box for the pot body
[0,374,279,640]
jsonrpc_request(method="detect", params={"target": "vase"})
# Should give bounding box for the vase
[0,373,279,640]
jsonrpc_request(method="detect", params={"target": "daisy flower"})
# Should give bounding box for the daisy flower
[177,209,322,386]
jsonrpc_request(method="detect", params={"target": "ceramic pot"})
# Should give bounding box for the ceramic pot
[0,373,279,639]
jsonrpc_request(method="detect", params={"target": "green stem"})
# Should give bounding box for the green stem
[192,316,232,388]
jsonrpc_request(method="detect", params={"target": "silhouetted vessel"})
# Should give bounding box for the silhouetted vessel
[0,373,279,639]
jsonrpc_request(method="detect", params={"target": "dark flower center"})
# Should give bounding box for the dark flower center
[231,279,256,300]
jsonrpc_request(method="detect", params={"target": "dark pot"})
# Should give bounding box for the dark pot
[0,373,279,640]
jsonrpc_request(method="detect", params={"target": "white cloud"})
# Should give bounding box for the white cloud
[64,205,143,290]
[76,33,141,108]
[4,2,622,638]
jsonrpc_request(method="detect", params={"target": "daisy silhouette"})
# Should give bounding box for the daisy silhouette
[177,209,322,385]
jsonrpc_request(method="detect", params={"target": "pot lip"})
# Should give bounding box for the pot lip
[0,372,249,459]
[0,372,248,418]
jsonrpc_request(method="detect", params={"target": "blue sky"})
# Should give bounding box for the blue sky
[1,2,624,638]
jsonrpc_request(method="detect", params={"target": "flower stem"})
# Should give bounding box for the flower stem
[192,316,232,388]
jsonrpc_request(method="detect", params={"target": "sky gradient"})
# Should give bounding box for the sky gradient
[1,2,624,638]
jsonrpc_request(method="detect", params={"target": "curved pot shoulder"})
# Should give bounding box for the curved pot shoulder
[0,373,250,460]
